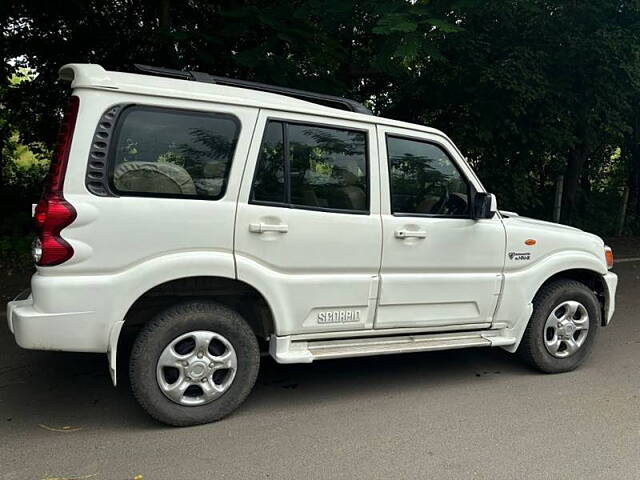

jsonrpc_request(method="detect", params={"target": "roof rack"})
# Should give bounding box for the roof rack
[133,64,372,115]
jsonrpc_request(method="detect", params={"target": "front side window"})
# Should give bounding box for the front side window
[387,136,470,217]
[110,107,239,199]
[251,121,368,213]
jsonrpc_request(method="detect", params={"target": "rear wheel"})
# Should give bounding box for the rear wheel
[130,300,260,426]
[518,279,600,373]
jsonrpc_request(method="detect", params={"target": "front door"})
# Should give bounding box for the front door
[235,110,382,336]
[375,126,506,330]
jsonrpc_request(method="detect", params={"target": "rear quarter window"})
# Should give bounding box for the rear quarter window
[108,106,240,199]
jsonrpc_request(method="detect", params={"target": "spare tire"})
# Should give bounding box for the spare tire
[113,161,197,195]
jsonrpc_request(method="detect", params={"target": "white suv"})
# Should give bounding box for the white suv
[6,64,618,426]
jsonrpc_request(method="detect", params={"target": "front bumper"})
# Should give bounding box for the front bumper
[602,272,618,325]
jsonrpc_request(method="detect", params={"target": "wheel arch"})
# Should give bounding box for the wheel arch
[497,254,607,353]
[534,268,606,326]
[109,275,276,386]
[121,275,276,338]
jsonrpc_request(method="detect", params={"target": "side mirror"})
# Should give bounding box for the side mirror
[473,192,497,219]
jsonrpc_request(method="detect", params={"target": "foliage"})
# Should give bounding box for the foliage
[2,0,640,240]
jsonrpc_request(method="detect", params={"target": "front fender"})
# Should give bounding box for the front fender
[495,250,607,351]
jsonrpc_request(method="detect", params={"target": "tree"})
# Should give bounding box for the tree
[3,0,640,238]
[376,0,640,227]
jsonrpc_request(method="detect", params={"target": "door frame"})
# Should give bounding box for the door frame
[233,108,383,336]
[374,123,506,330]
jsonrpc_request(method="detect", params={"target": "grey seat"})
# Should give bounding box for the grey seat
[337,170,366,210]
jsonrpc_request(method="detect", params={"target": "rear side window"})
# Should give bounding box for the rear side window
[252,122,286,204]
[109,107,239,199]
[251,120,368,213]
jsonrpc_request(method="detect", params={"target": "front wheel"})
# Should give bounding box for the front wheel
[129,300,260,426]
[517,279,600,373]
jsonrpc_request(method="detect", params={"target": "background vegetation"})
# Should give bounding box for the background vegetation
[2,0,640,262]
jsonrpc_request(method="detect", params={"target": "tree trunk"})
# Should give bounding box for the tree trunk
[158,0,175,67]
[560,142,588,225]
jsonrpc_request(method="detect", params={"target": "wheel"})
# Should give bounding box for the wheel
[517,279,600,373]
[129,300,260,426]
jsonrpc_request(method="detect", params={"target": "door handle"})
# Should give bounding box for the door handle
[395,229,427,239]
[249,223,289,233]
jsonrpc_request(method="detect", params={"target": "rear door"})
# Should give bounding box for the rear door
[375,126,506,330]
[234,110,382,336]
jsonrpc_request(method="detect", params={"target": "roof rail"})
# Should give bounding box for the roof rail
[133,64,372,115]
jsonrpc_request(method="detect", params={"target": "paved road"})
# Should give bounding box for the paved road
[1,263,639,480]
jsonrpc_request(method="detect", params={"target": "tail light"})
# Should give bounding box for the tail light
[604,246,614,270]
[34,96,79,266]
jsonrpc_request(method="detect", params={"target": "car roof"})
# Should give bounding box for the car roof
[59,63,449,138]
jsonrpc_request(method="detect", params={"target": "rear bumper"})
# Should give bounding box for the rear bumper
[602,272,618,325]
[6,273,113,353]
[7,290,100,352]
[6,289,32,334]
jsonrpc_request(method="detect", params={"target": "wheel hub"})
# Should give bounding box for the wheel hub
[543,300,589,358]
[156,330,238,406]
[557,319,576,338]
[186,360,210,380]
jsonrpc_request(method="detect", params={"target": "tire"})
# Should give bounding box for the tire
[129,300,260,426]
[517,279,600,373]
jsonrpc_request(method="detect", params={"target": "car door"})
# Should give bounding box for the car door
[235,110,382,336]
[375,125,506,330]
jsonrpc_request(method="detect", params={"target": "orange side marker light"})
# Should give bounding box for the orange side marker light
[604,246,614,269]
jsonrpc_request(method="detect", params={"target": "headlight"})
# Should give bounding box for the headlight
[604,245,613,270]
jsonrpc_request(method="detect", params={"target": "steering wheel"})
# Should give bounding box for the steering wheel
[432,185,450,214]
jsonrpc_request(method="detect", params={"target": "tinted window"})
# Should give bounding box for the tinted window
[251,121,368,213]
[252,121,286,203]
[387,136,469,216]
[111,107,239,199]
[289,124,367,211]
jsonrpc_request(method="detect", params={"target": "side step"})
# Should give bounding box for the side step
[270,331,516,364]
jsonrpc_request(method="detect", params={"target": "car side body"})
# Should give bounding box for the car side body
[6,64,618,424]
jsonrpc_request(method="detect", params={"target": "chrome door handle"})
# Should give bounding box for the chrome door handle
[395,230,427,239]
[249,223,289,233]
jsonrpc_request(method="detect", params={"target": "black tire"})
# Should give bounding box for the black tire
[517,279,600,373]
[129,300,260,426]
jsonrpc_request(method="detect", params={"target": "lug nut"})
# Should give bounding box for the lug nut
[201,378,207,383]
[186,376,191,381]
[197,351,204,358]
[209,363,214,368]
[183,361,189,367]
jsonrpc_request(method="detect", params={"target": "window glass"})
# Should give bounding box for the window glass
[288,124,367,211]
[251,122,369,212]
[252,121,285,203]
[387,136,469,216]
[111,107,239,199]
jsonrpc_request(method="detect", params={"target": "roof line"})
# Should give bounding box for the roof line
[133,64,373,116]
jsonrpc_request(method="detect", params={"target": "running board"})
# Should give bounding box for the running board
[269,331,516,364]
